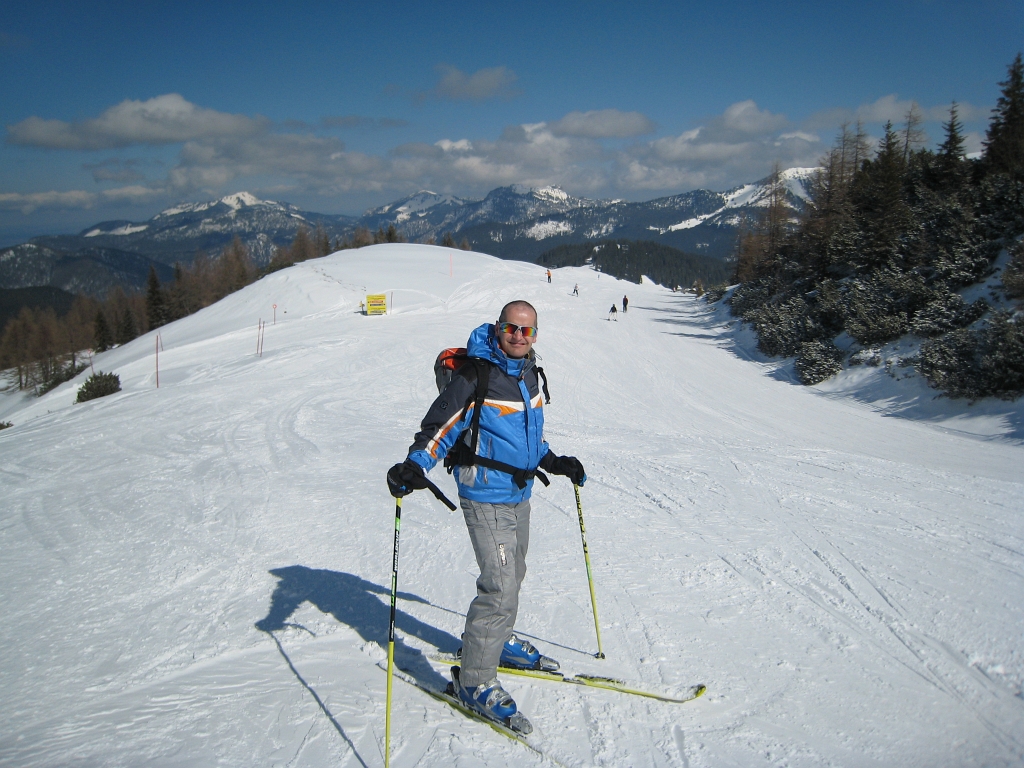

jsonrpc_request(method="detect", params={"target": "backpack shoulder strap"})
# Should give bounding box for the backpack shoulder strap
[467,358,489,455]
[534,365,550,404]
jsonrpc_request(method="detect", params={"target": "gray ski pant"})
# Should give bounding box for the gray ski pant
[458,496,530,689]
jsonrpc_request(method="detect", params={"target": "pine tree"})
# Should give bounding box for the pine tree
[145,265,168,331]
[94,309,113,352]
[442,231,456,248]
[934,103,968,188]
[851,122,912,267]
[116,306,138,346]
[984,53,1024,177]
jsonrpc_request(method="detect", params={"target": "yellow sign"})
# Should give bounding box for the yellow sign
[366,294,388,315]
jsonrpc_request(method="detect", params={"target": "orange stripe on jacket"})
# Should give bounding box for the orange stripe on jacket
[426,407,467,458]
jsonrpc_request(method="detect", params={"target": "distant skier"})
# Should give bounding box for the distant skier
[387,300,586,733]
[546,269,552,283]
[622,295,628,312]
[608,304,618,321]
[572,284,579,296]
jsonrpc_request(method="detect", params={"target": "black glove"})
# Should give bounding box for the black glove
[539,453,587,486]
[387,459,429,498]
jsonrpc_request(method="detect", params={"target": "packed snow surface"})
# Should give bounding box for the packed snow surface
[1,245,1022,767]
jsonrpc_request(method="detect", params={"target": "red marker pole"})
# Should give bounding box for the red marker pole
[155,335,159,389]
[273,304,277,325]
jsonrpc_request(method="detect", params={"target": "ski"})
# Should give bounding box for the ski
[430,653,706,704]
[381,664,563,765]
[503,666,707,703]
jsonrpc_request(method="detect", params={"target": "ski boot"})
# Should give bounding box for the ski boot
[450,666,533,734]
[500,634,560,672]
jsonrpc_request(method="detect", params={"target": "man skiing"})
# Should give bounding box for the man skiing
[387,300,586,732]
[622,295,628,312]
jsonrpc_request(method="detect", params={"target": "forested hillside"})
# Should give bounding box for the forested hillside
[723,54,1024,399]
[538,239,730,292]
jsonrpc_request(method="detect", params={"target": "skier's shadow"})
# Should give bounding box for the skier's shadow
[255,565,459,690]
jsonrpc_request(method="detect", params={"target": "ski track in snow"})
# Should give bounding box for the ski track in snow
[1,244,1022,767]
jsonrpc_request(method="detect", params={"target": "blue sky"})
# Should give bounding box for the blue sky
[0,0,1020,245]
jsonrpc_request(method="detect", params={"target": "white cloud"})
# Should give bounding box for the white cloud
[0,190,97,214]
[779,131,820,142]
[2,97,830,217]
[549,109,655,139]
[425,65,520,101]
[100,185,163,203]
[6,94,266,150]
[719,100,789,135]
[619,100,821,191]
[436,139,473,152]
[806,96,989,131]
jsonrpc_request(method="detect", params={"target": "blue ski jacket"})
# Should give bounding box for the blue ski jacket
[407,322,550,504]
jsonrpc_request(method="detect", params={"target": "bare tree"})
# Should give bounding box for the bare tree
[901,104,928,162]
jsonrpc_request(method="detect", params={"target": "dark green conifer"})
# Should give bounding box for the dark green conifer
[938,103,966,162]
[116,307,137,346]
[94,310,113,352]
[984,53,1024,177]
[145,265,168,331]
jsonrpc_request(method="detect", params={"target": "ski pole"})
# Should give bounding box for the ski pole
[574,484,605,659]
[385,496,402,768]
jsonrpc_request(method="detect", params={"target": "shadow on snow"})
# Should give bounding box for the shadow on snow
[255,566,463,765]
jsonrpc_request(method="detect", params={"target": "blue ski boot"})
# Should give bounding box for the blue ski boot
[451,666,533,734]
[500,634,560,672]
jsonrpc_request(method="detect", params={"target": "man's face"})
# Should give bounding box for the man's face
[495,305,538,359]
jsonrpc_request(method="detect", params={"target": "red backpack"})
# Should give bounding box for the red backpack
[434,347,472,393]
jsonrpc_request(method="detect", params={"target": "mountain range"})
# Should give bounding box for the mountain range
[0,170,813,296]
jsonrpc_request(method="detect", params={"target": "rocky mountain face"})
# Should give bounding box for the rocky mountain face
[0,171,814,295]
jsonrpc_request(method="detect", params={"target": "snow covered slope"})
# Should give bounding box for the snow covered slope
[1,245,1022,767]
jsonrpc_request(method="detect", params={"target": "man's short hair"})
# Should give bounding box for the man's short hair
[498,300,537,324]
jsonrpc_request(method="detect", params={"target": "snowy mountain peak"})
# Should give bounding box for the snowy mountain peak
[367,191,464,218]
[155,192,274,219]
[533,186,570,202]
[219,192,270,209]
[723,167,817,209]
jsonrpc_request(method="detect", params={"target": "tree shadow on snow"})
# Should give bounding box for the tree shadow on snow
[256,565,459,689]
